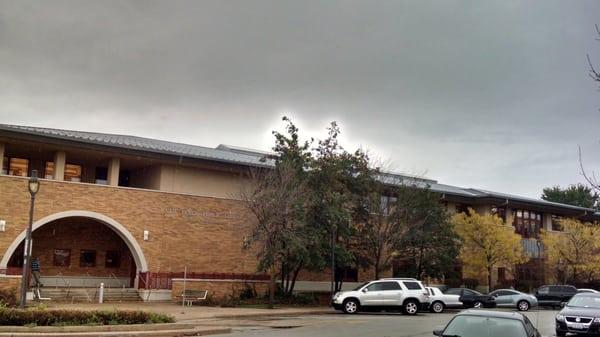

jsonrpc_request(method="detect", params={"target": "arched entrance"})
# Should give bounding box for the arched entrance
[1,211,148,287]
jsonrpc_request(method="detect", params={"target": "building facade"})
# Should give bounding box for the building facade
[0,124,598,300]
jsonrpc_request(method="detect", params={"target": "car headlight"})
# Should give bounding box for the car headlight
[594,317,600,323]
[332,292,340,300]
[556,314,565,322]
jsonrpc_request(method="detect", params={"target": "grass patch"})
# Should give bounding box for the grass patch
[0,308,174,326]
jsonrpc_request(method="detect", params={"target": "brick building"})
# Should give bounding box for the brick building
[0,123,598,301]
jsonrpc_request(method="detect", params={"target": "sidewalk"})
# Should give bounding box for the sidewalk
[46,302,334,322]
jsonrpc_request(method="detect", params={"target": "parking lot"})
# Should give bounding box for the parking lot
[208,308,561,337]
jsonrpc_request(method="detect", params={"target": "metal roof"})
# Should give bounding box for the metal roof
[0,124,274,168]
[1,123,598,217]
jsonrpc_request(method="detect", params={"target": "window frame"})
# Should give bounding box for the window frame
[53,248,71,267]
[79,249,97,267]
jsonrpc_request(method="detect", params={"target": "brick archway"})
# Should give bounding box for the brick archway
[0,210,148,274]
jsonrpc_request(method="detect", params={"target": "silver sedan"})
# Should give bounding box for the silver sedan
[489,289,538,311]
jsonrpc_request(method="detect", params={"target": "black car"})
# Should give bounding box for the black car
[535,284,577,308]
[434,309,541,337]
[556,293,600,336]
[445,288,496,308]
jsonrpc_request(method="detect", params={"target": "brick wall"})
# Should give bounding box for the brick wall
[28,218,134,277]
[0,176,261,276]
[171,279,269,302]
[0,275,21,302]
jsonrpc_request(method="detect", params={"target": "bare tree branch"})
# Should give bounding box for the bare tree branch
[579,145,600,192]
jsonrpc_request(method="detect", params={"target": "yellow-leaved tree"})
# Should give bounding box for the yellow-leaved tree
[452,209,528,290]
[540,219,600,284]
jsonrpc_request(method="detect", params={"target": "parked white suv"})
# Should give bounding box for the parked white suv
[331,278,429,315]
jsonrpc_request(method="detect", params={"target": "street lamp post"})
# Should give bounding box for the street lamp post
[19,170,39,308]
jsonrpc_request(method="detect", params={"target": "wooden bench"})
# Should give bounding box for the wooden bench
[177,290,208,306]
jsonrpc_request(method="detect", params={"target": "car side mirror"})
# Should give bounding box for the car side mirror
[560,302,566,308]
[362,288,368,293]
[433,330,443,336]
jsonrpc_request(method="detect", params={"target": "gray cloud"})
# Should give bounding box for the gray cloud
[1,0,599,197]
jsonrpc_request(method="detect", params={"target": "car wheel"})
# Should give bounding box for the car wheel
[342,299,359,314]
[431,301,445,313]
[517,300,530,311]
[403,300,419,315]
[473,301,483,309]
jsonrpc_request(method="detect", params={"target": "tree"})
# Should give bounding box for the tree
[452,209,528,290]
[541,184,599,209]
[241,117,311,305]
[392,185,459,281]
[353,180,402,279]
[540,219,600,284]
[305,122,376,292]
[580,25,600,192]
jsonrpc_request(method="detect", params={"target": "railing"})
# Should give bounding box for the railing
[55,272,71,300]
[108,272,126,301]
[521,238,543,258]
[137,272,270,290]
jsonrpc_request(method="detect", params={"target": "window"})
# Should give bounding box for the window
[403,281,423,290]
[381,281,401,291]
[445,288,462,295]
[8,158,29,177]
[498,267,506,281]
[53,249,71,267]
[551,215,562,231]
[45,162,82,181]
[512,209,542,238]
[379,195,397,215]
[44,162,54,179]
[64,164,82,182]
[80,250,96,267]
[455,204,470,214]
[95,167,108,185]
[537,286,549,294]
[365,282,385,292]
[491,205,506,222]
[105,250,121,268]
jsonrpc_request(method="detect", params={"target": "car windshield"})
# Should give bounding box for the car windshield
[443,315,527,337]
[567,296,600,309]
[352,282,369,291]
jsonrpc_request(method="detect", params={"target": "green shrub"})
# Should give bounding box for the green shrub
[0,308,173,326]
[0,289,17,308]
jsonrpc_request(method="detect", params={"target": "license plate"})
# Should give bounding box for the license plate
[573,323,584,330]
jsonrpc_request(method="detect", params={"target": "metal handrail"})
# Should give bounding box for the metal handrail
[108,273,126,301]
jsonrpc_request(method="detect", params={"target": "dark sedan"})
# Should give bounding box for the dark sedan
[556,293,600,336]
[445,287,496,308]
[434,309,541,337]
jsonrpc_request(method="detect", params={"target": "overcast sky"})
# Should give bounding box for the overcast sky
[1,1,600,198]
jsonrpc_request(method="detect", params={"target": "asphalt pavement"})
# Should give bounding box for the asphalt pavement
[207,309,561,337]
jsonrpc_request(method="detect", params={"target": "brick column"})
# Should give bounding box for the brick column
[53,151,66,180]
[0,143,4,174]
[107,158,120,186]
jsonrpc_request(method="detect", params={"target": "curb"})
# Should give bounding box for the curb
[212,308,334,319]
[0,327,231,337]
[0,323,194,333]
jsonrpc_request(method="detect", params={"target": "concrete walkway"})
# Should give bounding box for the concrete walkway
[46,303,333,322]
